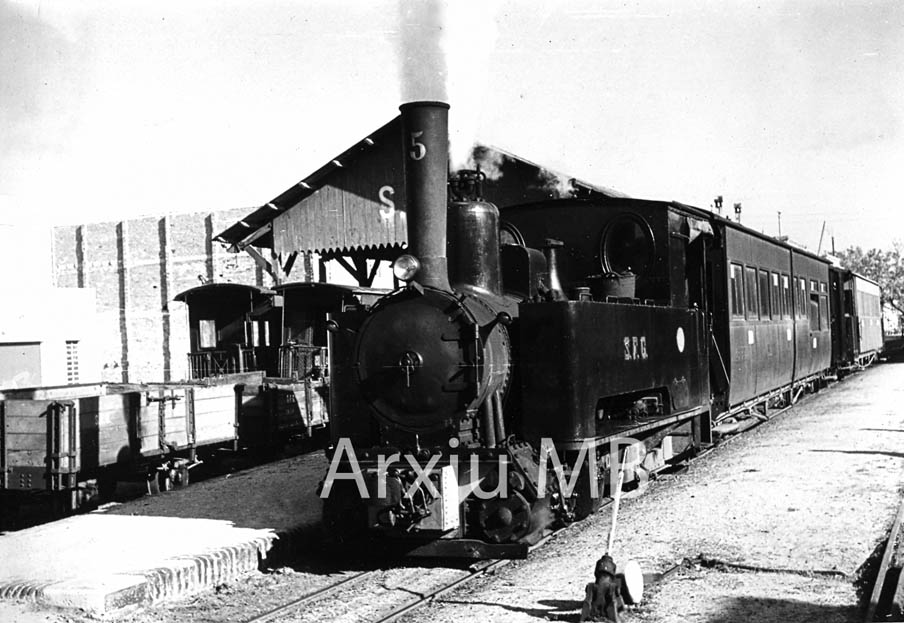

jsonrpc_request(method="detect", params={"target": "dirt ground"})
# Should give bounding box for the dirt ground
[397,362,904,623]
[102,449,329,532]
[2,362,902,623]
[615,566,858,623]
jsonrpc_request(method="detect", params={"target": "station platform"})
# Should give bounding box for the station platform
[0,450,327,615]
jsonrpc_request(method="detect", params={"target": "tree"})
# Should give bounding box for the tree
[836,241,904,316]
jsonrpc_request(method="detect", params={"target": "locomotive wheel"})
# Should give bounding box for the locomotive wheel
[476,492,531,543]
[572,460,605,520]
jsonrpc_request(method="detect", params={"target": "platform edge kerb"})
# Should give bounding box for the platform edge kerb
[0,533,278,616]
[141,533,277,604]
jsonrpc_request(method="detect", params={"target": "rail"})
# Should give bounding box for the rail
[243,571,373,623]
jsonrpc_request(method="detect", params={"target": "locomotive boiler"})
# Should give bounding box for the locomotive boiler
[321,101,712,558]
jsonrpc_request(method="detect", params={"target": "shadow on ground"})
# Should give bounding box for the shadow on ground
[703,596,858,623]
[432,597,584,621]
[810,449,904,459]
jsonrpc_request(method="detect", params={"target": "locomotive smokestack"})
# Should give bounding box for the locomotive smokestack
[400,101,451,290]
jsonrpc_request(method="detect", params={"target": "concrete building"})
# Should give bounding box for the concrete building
[0,287,100,389]
[0,225,102,389]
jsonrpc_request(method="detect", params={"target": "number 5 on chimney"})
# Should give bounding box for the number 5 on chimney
[409,132,426,161]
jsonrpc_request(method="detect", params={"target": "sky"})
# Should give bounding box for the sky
[1,0,903,258]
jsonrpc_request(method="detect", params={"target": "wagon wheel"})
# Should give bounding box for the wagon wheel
[158,471,174,492]
[174,466,190,488]
[146,472,161,495]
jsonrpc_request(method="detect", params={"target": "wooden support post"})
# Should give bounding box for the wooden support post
[244,246,277,282]
[157,390,167,451]
[282,251,298,279]
[185,388,197,462]
[233,384,243,452]
[365,259,381,287]
[352,255,372,286]
[334,255,362,283]
[271,248,284,284]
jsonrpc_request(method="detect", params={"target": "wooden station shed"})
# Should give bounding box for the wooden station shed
[215,115,627,286]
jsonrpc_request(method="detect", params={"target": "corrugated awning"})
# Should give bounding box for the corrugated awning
[214,117,400,252]
[215,119,631,259]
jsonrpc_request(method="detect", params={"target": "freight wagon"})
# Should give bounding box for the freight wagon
[0,373,260,515]
[1,282,383,519]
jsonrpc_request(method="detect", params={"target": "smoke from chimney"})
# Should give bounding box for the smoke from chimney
[538,168,576,199]
[398,0,448,103]
[397,0,500,170]
[468,145,506,181]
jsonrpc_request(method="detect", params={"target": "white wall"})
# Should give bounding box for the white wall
[0,225,101,388]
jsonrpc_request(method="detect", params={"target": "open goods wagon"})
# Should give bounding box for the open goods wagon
[0,370,321,513]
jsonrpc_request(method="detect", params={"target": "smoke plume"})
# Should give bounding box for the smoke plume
[538,168,576,199]
[398,0,448,103]
[468,145,506,181]
[397,0,499,170]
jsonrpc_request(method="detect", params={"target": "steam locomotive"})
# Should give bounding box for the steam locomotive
[319,101,882,558]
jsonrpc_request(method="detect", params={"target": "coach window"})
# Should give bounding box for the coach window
[809,292,820,331]
[788,277,798,318]
[745,266,759,320]
[770,272,780,319]
[730,263,745,318]
[199,319,217,349]
[781,274,791,318]
[819,295,829,330]
[798,278,807,318]
[758,269,771,319]
[246,320,269,348]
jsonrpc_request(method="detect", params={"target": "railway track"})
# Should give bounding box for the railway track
[243,571,374,623]
[242,528,566,623]
[240,382,820,623]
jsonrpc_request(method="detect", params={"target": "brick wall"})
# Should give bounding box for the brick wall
[53,209,272,383]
